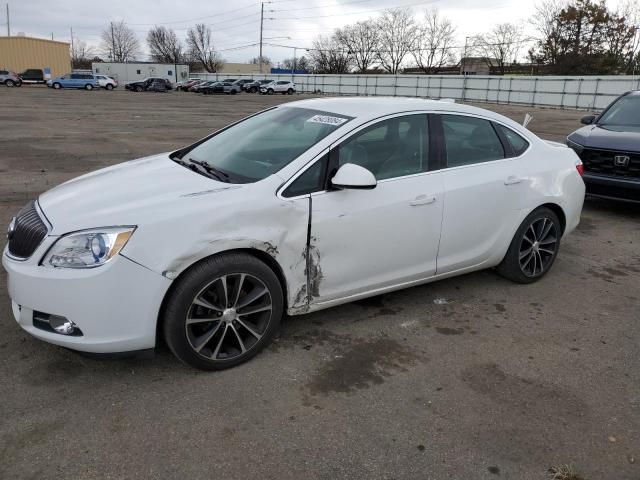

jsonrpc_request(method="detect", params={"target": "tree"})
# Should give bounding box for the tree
[187,24,224,72]
[530,0,639,74]
[471,23,525,75]
[147,26,184,64]
[282,55,310,71]
[376,8,417,74]
[71,39,94,69]
[335,20,380,72]
[411,9,457,74]
[248,56,271,66]
[101,20,140,62]
[309,35,352,73]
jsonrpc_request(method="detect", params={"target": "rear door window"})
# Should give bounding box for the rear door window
[441,115,505,167]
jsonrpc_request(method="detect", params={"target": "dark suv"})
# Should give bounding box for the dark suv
[125,77,173,92]
[19,69,45,83]
[567,91,640,203]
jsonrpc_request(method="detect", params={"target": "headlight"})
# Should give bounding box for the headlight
[41,227,135,269]
[566,138,584,155]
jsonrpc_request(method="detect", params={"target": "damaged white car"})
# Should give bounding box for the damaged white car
[3,97,585,370]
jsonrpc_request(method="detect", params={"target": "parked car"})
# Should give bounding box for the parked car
[567,90,640,203]
[125,77,173,92]
[19,68,45,84]
[0,70,22,87]
[147,79,168,92]
[177,79,201,91]
[47,73,98,90]
[190,80,216,93]
[260,80,296,95]
[232,79,254,90]
[95,75,118,90]
[201,81,241,95]
[3,97,585,370]
[244,79,273,93]
[220,78,238,84]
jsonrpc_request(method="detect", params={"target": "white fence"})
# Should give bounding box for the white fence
[199,73,640,110]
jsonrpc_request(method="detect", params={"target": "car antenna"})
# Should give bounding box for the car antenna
[523,113,533,129]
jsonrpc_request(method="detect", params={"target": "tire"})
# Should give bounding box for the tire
[5,79,15,87]
[53,82,61,89]
[85,84,93,90]
[231,89,237,94]
[163,253,284,370]
[497,207,561,284]
[105,84,114,91]
[250,87,257,93]
[135,85,143,92]
[287,88,294,95]
[267,88,274,95]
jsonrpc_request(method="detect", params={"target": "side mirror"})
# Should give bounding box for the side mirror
[331,163,377,190]
[580,115,596,125]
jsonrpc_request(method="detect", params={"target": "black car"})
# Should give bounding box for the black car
[243,79,273,93]
[19,69,45,83]
[125,77,173,92]
[567,91,640,203]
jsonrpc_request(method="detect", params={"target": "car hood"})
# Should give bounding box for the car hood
[38,153,240,235]
[569,124,640,152]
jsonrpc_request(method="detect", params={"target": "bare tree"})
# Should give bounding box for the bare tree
[71,39,94,69]
[335,20,380,72]
[101,20,140,62]
[282,56,309,71]
[187,24,224,72]
[412,9,457,74]
[147,26,184,64]
[309,35,352,73]
[471,23,525,74]
[376,8,418,74]
[248,56,271,66]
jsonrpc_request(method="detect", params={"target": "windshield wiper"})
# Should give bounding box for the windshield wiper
[186,158,230,183]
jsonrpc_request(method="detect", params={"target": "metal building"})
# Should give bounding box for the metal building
[92,62,189,84]
[0,36,71,77]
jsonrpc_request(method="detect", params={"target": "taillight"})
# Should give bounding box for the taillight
[576,161,584,177]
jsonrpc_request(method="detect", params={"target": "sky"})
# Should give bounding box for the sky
[2,0,624,65]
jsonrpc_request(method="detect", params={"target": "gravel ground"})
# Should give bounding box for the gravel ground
[0,86,638,480]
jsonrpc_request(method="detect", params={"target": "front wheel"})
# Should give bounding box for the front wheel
[250,87,257,93]
[105,84,114,91]
[497,207,561,284]
[287,88,294,95]
[267,88,274,95]
[53,82,61,89]
[5,79,15,87]
[163,253,283,370]
[135,85,143,92]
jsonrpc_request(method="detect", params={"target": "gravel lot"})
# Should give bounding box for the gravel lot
[1,87,638,480]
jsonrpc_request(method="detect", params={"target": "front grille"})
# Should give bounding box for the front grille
[580,148,640,179]
[8,201,48,259]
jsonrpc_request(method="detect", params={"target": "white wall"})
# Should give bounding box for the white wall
[92,63,189,84]
[199,72,640,110]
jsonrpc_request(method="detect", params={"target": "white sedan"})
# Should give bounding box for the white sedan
[261,80,296,95]
[3,97,585,370]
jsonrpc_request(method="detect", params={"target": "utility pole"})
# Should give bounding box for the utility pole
[259,2,264,74]
[6,3,9,36]
[70,27,74,60]
[460,36,469,75]
[111,22,116,62]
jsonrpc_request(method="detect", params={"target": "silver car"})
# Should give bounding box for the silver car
[0,70,22,87]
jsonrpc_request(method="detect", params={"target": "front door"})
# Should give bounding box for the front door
[309,113,444,303]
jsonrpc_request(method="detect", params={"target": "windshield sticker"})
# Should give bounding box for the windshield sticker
[307,115,349,126]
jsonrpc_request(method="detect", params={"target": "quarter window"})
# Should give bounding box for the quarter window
[442,115,505,167]
[337,114,429,180]
[283,154,329,197]
[494,124,530,156]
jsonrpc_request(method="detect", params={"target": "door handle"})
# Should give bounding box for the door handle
[504,176,524,185]
[410,194,437,206]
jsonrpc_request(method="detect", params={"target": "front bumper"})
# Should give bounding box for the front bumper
[3,244,172,353]
[583,173,640,203]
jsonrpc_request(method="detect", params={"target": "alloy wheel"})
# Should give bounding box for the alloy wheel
[518,217,558,277]
[185,273,273,361]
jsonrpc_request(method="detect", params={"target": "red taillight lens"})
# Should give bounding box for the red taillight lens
[576,162,584,177]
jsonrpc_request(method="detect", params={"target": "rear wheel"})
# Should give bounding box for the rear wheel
[497,207,561,284]
[250,86,257,93]
[135,85,143,92]
[85,84,93,90]
[163,253,283,370]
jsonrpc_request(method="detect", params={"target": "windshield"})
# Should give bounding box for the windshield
[177,107,352,183]
[598,95,640,126]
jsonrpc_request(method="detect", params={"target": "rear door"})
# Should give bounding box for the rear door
[435,113,527,274]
